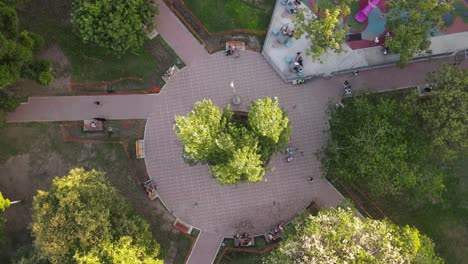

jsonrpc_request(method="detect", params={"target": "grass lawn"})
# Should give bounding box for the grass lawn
[0,122,192,263]
[219,252,264,264]
[16,0,182,93]
[377,156,468,264]
[183,0,276,32]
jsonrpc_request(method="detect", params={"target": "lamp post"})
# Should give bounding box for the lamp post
[230,81,241,105]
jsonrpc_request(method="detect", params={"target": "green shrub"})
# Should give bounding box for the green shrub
[0,91,20,111]
[37,71,53,85]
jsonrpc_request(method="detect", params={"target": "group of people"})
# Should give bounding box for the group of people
[284,0,301,14]
[234,233,254,246]
[293,52,303,73]
[225,45,240,57]
[343,80,352,96]
[266,223,285,242]
[281,24,294,38]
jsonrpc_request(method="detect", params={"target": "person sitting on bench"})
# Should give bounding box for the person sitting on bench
[226,46,235,56]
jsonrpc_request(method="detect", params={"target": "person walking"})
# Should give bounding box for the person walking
[94,101,101,106]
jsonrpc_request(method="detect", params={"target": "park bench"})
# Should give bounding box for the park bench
[136,140,145,159]
[173,219,193,235]
[161,65,180,82]
[225,41,245,52]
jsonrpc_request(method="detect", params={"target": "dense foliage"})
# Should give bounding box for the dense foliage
[385,0,453,65]
[0,192,10,245]
[31,168,163,264]
[71,0,157,54]
[264,208,443,264]
[293,0,351,61]
[175,97,291,184]
[413,65,467,159]
[322,66,466,198]
[0,0,51,89]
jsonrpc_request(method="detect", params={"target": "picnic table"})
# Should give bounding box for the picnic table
[276,33,290,44]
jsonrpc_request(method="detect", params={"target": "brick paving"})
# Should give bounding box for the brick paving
[186,231,223,264]
[6,52,466,263]
[154,0,208,65]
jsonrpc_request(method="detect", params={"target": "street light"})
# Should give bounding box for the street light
[230,81,241,105]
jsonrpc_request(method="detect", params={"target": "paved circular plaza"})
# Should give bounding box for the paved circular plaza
[144,51,344,236]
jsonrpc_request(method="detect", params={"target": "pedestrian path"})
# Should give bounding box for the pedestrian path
[155,0,208,65]
[186,232,223,264]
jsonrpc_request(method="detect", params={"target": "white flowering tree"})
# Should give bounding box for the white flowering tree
[264,208,443,264]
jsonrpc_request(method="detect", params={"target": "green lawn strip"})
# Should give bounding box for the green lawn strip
[220,252,263,264]
[57,30,157,83]
[183,0,275,32]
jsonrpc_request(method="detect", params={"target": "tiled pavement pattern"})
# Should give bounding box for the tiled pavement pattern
[154,0,208,65]
[7,51,466,264]
[144,51,343,237]
[186,231,223,264]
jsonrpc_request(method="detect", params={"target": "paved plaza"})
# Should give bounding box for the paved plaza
[144,51,345,236]
[6,1,468,262]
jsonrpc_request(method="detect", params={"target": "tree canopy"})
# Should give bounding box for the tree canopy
[264,208,443,264]
[71,0,157,54]
[175,97,291,184]
[293,0,351,61]
[31,168,163,264]
[0,0,51,89]
[413,65,468,160]
[323,94,446,197]
[385,0,452,65]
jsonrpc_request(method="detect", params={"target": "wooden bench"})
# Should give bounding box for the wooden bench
[136,140,145,159]
[173,219,193,235]
[226,41,245,51]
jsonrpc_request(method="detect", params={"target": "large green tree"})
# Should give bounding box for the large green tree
[31,168,163,264]
[175,99,225,162]
[385,0,452,65]
[414,65,468,160]
[175,97,291,184]
[0,0,52,89]
[71,0,157,54]
[293,0,351,61]
[264,208,443,264]
[323,95,445,197]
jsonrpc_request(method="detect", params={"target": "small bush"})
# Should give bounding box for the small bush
[0,91,20,112]
[37,71,53,85]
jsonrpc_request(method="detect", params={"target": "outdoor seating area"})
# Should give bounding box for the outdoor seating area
[265,223,285,243]
[173,219,193,235]
[234,233,255,247]
[161,65,180,82]
[281,0,302,14]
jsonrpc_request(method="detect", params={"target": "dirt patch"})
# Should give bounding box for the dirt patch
[0,122,193,262]
[39,44,72,95]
